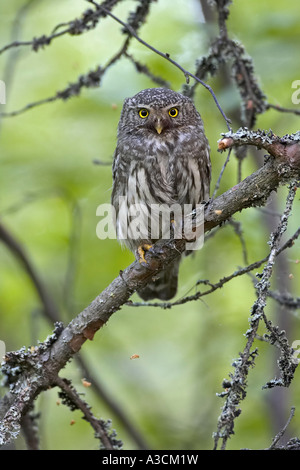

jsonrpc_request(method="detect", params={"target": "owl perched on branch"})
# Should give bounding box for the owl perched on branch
[112,88,211,300]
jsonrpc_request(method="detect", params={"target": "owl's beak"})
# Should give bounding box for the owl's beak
[154,119,164,134]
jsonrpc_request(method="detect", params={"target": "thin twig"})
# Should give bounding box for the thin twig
[129,225,300,309]
[92,1,232,129]
[266,103,300,116]
[55,376,122,450]
[211,147,232,199]
[0,0,122,56]
[267,407,296,449]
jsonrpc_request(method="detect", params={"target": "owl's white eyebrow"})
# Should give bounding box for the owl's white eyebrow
[129,103,181,109]
[167,103,181,109]
[129,105,151,109]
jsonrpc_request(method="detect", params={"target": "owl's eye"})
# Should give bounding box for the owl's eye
[138,108,149,119]
[168,107,179,118]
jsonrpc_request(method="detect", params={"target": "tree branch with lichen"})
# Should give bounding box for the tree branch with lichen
[1,128,300,446]
[213,181,299,450]
[1,0,300,451]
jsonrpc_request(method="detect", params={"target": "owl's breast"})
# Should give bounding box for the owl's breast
[117,128,208,204]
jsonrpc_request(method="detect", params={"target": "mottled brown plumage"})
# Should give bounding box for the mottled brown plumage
[112,88,211,300]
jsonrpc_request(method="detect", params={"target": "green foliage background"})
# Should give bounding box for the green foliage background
[0,0,299,450]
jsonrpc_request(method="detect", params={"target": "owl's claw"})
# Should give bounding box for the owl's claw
[137,243,153,264]
[170,218,175,237]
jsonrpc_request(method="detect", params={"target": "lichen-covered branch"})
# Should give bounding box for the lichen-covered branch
[1,0,300,450]
[213,182,299,450]
[0,0,122,56]
[55,377,122,449]
[0,0,156,118]
[1,128,300,446]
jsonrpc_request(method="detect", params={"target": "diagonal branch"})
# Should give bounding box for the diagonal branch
[0,221,149,449]
[55,376,122,449]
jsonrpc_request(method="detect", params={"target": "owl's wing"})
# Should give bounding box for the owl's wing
[195,145,211,203]
[112,149,119,182]
[111,148,129,200]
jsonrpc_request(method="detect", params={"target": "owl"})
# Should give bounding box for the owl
[111,88,211,301]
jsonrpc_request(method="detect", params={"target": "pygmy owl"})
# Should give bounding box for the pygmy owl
[111,88,211,301]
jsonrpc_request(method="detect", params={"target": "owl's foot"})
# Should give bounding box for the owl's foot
[170,218,175,237]
[137,243,153,264]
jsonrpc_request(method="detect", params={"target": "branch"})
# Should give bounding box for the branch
[129,224,300,309]
[55,377,122,449]
[267,407,296,450]
[187,0,266,129]
[213,181,299,450]
[267,290,300,310]
[91,1,231,129]
[1,128,300,445]
[0,0,122,56]
[0,0,231,128]
[0,0,155,118]
[0,220,149,449]
[266,103,300,117]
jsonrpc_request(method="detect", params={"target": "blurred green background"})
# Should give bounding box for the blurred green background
[0,0,300,450]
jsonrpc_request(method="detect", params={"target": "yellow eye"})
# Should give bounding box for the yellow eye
[138,108,149,119]
[169,107,179,118]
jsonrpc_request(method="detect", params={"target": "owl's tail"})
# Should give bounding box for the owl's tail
[138,258,180,301]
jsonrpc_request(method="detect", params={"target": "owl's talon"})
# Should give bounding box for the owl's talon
[170,218,175,237]
[137,244,153,264]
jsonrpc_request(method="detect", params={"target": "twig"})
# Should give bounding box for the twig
[266,103,300,117]
[0,1,154,118]
[0,67,104,117]
[129,220,300,310]
[0,0,122,56]
[267,290,300,310]
[211,148,232,199]
[228,218,249,265]
[267,407,296,450]
[75,354,149,449]
[55,376,122,450]
[91,1,232,129]
[124,52,170,88]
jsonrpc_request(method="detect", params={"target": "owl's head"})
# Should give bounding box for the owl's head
[119,88,201,136]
